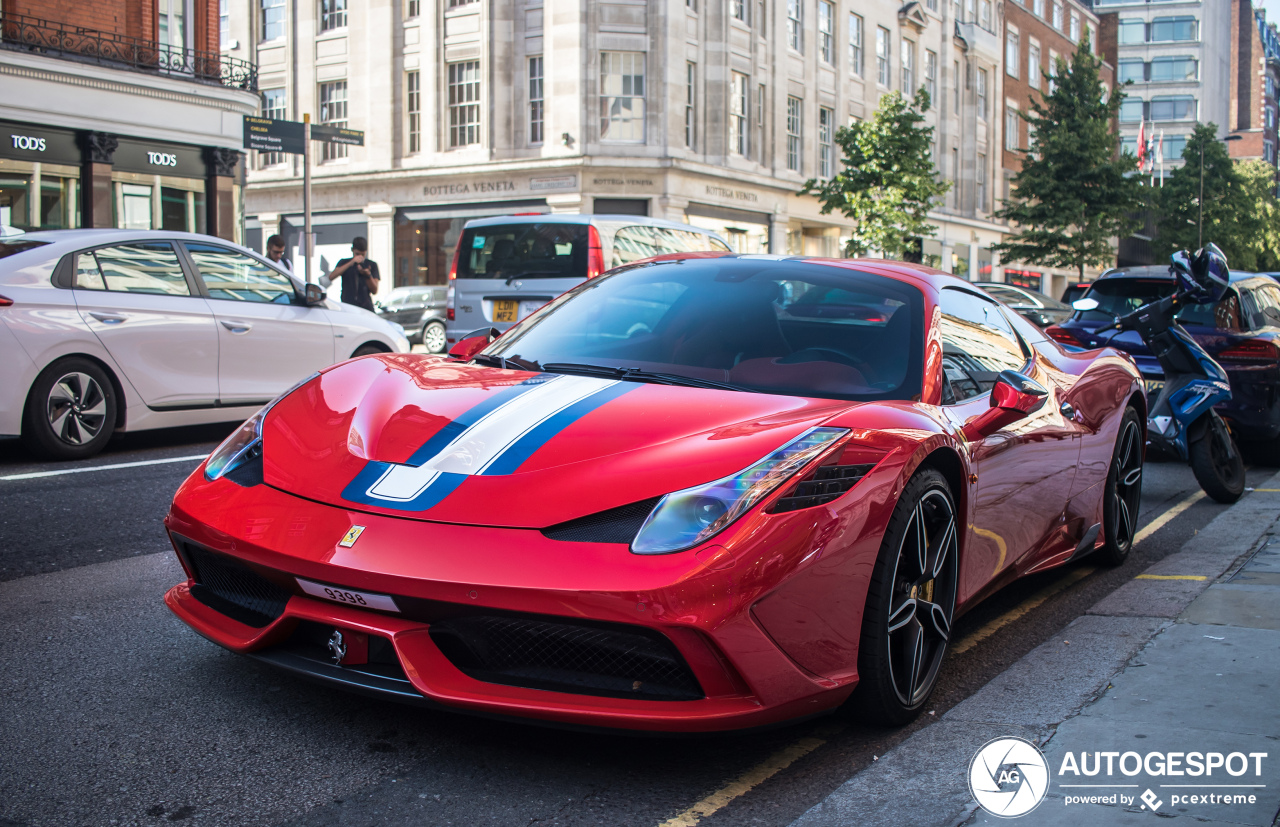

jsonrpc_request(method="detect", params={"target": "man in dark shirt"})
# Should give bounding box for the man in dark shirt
[332,236,380,312]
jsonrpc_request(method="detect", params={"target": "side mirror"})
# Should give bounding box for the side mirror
[1072,297,1099,312]
[448,327,500,361]
[962,370,1049,441]
[304,282,326,306]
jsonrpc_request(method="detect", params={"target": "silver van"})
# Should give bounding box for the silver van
[445,214,731,346]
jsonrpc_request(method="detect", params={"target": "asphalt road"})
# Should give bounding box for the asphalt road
[0,431,1274,827]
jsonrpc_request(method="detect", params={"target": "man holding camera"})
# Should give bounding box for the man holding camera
[332,236,380,312]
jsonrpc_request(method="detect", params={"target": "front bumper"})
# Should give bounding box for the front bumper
[163,477,857,733]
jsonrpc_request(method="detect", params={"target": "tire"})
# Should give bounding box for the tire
[850,468,959,726]
[1190,414,1245,504]
[22,357,118,460]
[421,320,447,354]
[1098,407,1144,567]
[351,343,385,358]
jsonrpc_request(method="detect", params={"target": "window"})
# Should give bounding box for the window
[447,61,481,147]
[687,0,696,10]
[1118,19,1145,43]
[529,56,544,144]
[927,0,938,11]
[953,0,963,23]
[819,1,834,63]
[950,147,959,206]
[1005,103,1019,150]
[938,288,1026,402]
[902,39,915,92]
[1028,43,1040,91]
[788,0,803,51]
[1048,50,1059,93]
[407,0,419,17]
[1150,95,1196,121]
[1033,0,1044,15]
[220,0,229,48]
[1119,99,1143,122]
[319,80,348,160]
[954,60,960,110]
[261,0,286,41]
[83,243,191,296]
[407,71,421,152]
[1051,1,1062,30]
[1164,134,1188,159]
[819,106,834,177]
[601,52,646,142]
[787,96,803,172]
[925,50,938,106]
[1005,31,1019,78]
[320,0,346,31]
[1117,58,1144,83]
[876,27,890,87]
[448,0,477,6]
[1069,13,1080,41]
[731,72,749,156]
[976,153,987,210]
[1086,24,1095,51]
[732,0,749,23]
[980,0,992,31]
[686,61,696,149]
[186,243,295,303]
[258,88,287,167]
[977,68,988,120]
[757,84,766,158]
[611,226,731,265]
[848,14,864,77]
[1267,106,1276,131]
[1150,16,1197,42]
[1150,55,1198,81]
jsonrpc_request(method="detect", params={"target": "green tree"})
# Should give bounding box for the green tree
[991,34,1144,279]
[1154,124,1262,269]
[1239,160,1280,271]
[800,88,950,259]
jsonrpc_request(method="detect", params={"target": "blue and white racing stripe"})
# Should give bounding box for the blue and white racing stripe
[341,374,634,511]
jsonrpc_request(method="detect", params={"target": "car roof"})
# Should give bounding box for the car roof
[1098,265,1256,285]
[2,228,265,255]
[462,213,724,233]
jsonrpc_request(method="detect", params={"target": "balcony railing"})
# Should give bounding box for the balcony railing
[0,12,257,91]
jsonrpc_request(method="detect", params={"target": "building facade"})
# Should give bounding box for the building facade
[0,0,259,239]
[224,0,1011,300]
[1227,3,1279,176]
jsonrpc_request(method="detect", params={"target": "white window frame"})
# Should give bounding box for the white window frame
[600,51,647,143]
[848,13,864,77]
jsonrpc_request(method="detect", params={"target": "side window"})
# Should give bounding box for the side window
[74,253,107,290]
[1249,283,1280,328]
[938,287,1028,403]
[185,243,296,303]
[612,226,660,266]
[90,242,191,296]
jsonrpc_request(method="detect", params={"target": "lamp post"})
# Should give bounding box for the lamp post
[1199,133,1243,248]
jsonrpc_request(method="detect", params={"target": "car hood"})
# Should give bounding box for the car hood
[261,354,856,528]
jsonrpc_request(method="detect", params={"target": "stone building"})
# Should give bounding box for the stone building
[1227,3,1279,177]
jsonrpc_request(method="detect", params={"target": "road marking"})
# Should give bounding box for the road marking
[1136,574,1207,581]
[950,565,1097,655]
[1253,488,1280,492]
[656,737,827,827]
[1131,490,1205,546]
[0,454,207,481]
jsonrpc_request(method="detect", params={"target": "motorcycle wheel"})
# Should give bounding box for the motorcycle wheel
[1190,415,1245,504]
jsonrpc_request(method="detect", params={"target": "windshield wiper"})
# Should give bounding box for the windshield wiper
[504,271,563,285]
[541,362,744,392]
[472,353,543,371]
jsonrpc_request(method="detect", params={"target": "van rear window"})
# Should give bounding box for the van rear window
[457,223,588,280]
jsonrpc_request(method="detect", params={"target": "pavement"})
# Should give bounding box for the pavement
[790,473,1280,827]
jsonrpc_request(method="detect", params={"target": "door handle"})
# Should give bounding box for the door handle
[220,320,253,334]
[89,312,127,324]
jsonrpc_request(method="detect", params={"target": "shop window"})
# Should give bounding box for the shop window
[85,243,191,296]
[320,0,347,31]
[186,243,295,303]
[448,61,482,147]
[320,81,349,160]
[601,52,646,143]
[0,159,80,231]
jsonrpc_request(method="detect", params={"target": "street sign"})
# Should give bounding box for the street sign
[309,124,365,146]
[243,116,305,154]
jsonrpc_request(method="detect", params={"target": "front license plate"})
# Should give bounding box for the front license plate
[296,578,400,613]
[493,299,519,323]
[1144,380,1164,398]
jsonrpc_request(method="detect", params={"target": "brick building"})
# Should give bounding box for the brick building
[0,0,258,238]
[1228,3,1279,178]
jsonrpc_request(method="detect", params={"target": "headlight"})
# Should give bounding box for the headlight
[631,427,848,554]
[204,372,320,481]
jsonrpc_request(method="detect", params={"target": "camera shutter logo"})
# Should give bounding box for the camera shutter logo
[969,737,1050,818]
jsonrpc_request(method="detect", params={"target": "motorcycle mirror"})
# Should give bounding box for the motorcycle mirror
[1072,298,1099,312]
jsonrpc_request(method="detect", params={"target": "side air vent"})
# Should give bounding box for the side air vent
[181,542,292,627]
[541,497,661,544]
[770,464,873,513]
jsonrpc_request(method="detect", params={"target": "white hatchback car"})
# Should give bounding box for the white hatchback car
[0,230,409,459]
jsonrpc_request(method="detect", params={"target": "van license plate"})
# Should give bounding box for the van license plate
[493,300,519,322]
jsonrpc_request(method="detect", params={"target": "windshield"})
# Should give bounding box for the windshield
[1076,278,1231,328]
[486,257,924,402]
[456,223,588,280]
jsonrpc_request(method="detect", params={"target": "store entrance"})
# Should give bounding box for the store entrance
[112,171,206,233]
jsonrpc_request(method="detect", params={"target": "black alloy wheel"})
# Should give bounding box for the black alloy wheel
[1098,406,1144,566]
[852,468,959,726]
[22,357,118,460]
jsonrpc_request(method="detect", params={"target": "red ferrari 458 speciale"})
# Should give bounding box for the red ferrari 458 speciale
[164,254,1144,732]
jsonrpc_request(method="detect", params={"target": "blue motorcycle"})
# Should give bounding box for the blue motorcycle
[1078,245,1245,503]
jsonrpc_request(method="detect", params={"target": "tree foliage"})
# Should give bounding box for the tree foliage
[799,88,950,259]
[1155,126,1274,271]
[1239,160,1280,272]
[991,34,1144,278]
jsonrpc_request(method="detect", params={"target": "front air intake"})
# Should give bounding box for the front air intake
[770,463,873,513]
[540,497,660,543]
[181,542,292,628]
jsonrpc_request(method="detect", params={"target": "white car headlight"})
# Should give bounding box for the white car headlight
[204,372,320,481]
[631,427,849,554]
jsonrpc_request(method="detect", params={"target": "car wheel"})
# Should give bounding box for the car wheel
[1190,413,1245,504]
[421,320,447,354]
[1098,406,1143,566]
[851,467,958,726]
[22,358,118,460]
[351,343,386,358]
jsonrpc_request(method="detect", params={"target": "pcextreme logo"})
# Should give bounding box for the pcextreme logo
[969,740,1269,817]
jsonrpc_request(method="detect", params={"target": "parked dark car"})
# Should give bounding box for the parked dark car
[1047,266,1280,461]
[1061,281,1093,305]
[376,285,448,352]
[978,282,1074,328]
